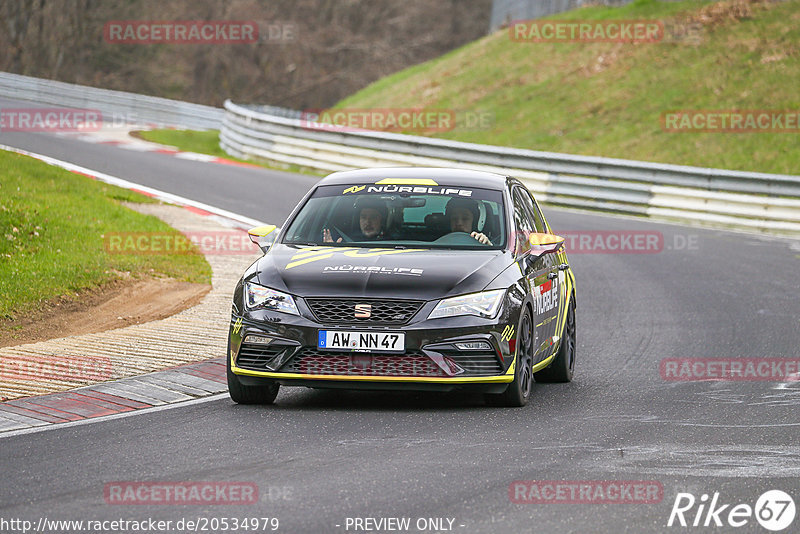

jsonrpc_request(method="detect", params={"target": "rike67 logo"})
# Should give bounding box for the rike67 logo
[668,490,796,531]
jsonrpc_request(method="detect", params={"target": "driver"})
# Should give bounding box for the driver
[323,197,387,242]
[445,198,492,245]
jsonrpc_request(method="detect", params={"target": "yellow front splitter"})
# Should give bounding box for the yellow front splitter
[231,351,555,384]
[231,364,514,384]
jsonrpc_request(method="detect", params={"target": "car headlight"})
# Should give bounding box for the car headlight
[245,282,299,315]
[428,289,505,320]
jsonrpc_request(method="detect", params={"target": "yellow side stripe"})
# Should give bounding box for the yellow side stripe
[531,353,556,373]
[536,316,556,328]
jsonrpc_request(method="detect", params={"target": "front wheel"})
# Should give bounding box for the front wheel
[227,353,279,404]
[485,308,534,407]
[535,296,576,383]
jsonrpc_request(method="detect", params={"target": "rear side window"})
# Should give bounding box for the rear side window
[512,188,536,255]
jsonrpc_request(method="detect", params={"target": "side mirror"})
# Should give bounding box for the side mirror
[528,233,565,256]
[248,225,279,254]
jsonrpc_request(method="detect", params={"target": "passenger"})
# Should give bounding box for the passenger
[445,198,492,245]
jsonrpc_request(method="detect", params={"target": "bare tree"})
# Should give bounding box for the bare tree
[0,0,492,108]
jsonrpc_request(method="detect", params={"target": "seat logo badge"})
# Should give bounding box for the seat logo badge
[355,304,372,318]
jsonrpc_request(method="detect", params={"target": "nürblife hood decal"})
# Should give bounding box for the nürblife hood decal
[256,244,510,299]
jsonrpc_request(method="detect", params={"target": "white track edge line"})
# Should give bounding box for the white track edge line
[0,143,268,229]
[0,393,229,439]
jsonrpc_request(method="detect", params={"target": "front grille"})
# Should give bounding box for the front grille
[236,342,289,371]
[305,298,423,325]
[441,351,503,376]
[281,349,446,377]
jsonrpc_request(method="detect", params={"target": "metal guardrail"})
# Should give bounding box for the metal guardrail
[0,72,223,130]
[220,99,800,235]
[490,0,620,32]
[2,71,796,236]
[488,0,694,33]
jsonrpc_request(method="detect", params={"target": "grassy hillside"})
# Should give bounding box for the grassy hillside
[336,0,799,175]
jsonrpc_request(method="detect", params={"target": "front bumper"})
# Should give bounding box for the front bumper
[228,305,518,392]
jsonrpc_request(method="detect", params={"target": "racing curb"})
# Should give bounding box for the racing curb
[55,125,264,169]
[0,146,271,434]
[0,358,227,434]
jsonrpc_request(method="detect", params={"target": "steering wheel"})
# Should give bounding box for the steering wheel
[331,224,353,243]
[433,232,481,245]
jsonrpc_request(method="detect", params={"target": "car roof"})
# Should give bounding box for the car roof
[320,167,511,190]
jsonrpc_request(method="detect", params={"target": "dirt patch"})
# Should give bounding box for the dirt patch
[0,277,209,348]
[684,0,773,28]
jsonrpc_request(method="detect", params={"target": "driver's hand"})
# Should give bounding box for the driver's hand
[323,228,342,243]
[470,231,491,245]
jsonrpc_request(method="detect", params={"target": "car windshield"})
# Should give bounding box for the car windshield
[282,183,506,249]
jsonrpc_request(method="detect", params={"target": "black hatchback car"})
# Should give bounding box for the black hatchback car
[227,168,576,407]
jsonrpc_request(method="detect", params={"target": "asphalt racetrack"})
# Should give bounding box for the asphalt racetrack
[1,98,799,533]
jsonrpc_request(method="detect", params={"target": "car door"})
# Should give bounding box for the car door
[514,186,563,359]
[512,186,556,364]
[529,195,571,348]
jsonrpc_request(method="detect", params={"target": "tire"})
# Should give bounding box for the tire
[485,307,534,407]
[227,349,280,405]
[535,296,576,383]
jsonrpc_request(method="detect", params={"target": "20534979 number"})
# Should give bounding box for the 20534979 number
[318,331,405,352]
[191,517,279,531]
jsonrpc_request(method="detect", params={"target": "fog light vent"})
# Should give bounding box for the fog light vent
[244,335,273,345]
[454,341,492,351]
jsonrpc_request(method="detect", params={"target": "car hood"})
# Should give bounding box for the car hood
[253,244,512,300]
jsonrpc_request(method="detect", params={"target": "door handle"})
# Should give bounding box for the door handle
[547,272,558,280]
[558,263,569,271]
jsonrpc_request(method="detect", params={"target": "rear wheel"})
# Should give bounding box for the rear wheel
[485,308,534,407]
[227,347,280,405]
[535,296,575,383]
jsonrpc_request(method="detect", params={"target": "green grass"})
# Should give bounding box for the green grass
[336,0,800,175]
[135,129,325,176]
[0,150,211,319]
[135,129,230,158]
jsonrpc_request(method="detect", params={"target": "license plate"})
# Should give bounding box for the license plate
[318,330,405,352]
